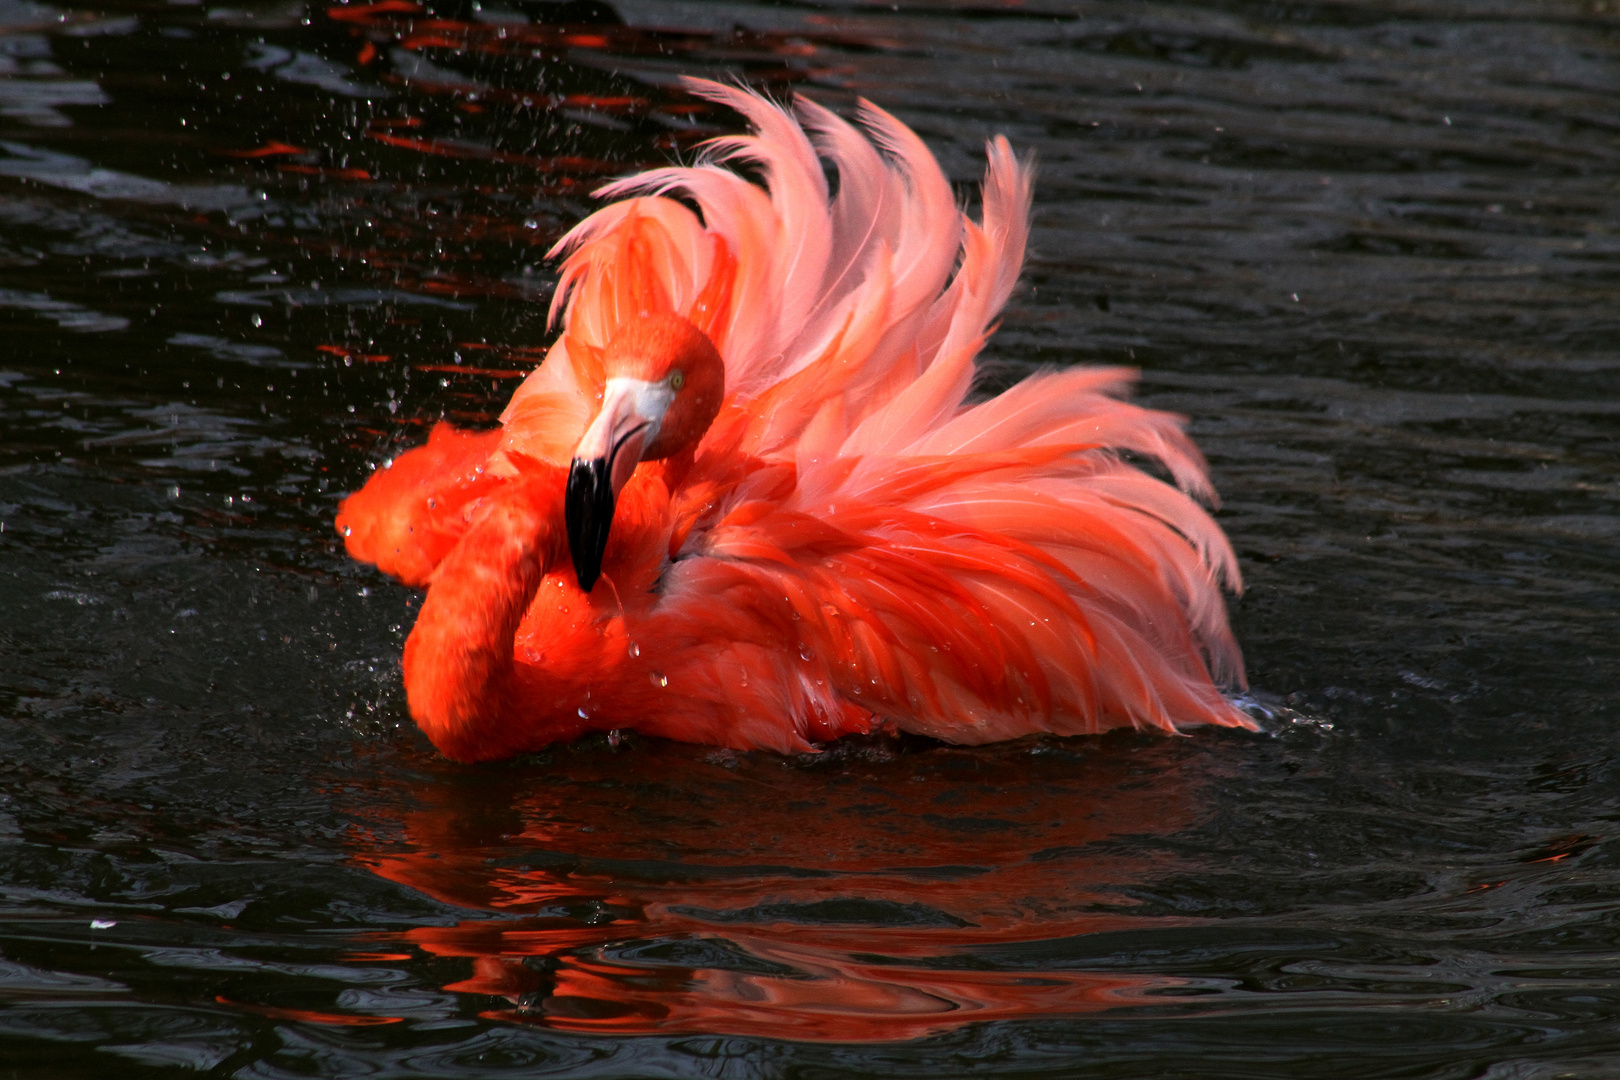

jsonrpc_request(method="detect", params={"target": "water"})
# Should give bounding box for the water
[1,0,1618,1074]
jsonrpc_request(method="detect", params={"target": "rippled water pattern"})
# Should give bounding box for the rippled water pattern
[1,0,1618,1075]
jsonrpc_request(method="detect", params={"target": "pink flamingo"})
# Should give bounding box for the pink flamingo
[336,80,1251,762]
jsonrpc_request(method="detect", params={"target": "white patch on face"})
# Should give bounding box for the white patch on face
[602,377,675,449]
[572,377,678,494]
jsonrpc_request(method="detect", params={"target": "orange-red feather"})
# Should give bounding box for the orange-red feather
[336,79,1252,761]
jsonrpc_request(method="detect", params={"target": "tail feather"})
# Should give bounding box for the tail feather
[837,136,1031,464]
[793,97,894,341]
[682,80,831,365]
[916,136,1032,374]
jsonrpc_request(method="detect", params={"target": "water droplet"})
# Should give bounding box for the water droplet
[628,642,641,658]
[650,672,668,688]
[343,526,352,537]
[606,729,622,748]
[427,497,436,509]
[577,707,589,719]
[90,919,116,930]
[798,644,813,661]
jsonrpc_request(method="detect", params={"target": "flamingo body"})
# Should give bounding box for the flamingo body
[338,81,1251,762]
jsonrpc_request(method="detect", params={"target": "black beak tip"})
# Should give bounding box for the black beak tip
[565,457,614,594]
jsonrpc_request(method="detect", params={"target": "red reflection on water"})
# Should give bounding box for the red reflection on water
[326,0,420,23]
[413,364,528,378]
[349,735,1214,1041]
[217,996,404,1026]
[365,128,612,173]
[220,141,309,158]
[318,344,392,363]
[277,164,373,181]
[469,941,1173,1041]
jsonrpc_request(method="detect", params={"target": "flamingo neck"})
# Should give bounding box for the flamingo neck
[402,474,563,762]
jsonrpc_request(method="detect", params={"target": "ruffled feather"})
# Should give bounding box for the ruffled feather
[349,78,1251,752]
[544,79,1248,739]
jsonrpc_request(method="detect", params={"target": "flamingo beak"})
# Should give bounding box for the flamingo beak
[566,377,672,592]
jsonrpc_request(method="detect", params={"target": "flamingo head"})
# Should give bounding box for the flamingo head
[566,312,724,592]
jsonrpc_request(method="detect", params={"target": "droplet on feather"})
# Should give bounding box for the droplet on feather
[628,642,641,657]
[650,672,668,688]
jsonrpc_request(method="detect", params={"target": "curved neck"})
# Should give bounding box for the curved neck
[402,473,563,762]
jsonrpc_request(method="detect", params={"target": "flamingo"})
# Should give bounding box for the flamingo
[336,80,1252,762]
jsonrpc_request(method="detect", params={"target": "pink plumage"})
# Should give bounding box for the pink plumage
[336,79,1252,762]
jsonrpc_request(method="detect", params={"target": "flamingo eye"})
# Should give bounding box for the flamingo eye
[668,370,685,391]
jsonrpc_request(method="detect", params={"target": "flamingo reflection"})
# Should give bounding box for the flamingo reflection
[347,733,1217,1040]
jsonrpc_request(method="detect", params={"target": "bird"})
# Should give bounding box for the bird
[336,79,1252,763]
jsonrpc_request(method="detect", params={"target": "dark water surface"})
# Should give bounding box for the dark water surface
[2,0,1619,1074]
